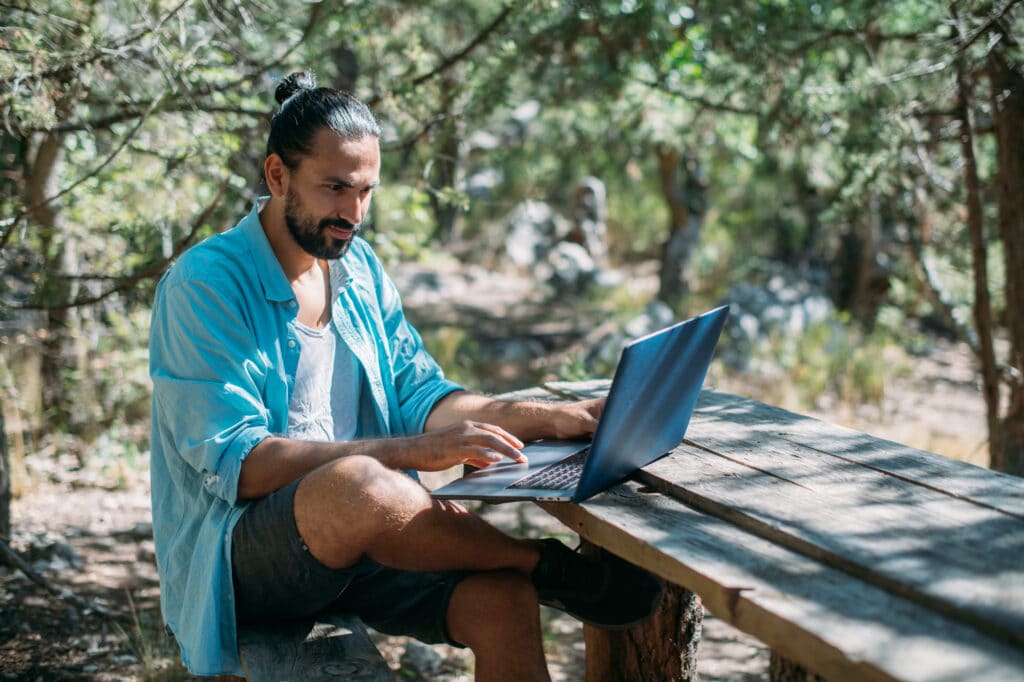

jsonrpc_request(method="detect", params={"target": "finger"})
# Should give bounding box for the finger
[585,397,605,420]
[466,455,500,468]
[467,447,526,467]
[478,440,527,464]
[472,421,525,450]
[468,438,524,464]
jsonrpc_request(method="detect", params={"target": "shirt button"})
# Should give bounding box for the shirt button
[289,301,297,308]
[288,340,296,348]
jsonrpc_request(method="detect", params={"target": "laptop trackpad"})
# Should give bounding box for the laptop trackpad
[468,438,589,475]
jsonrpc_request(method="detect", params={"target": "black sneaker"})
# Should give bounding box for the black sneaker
[530,538,664,629]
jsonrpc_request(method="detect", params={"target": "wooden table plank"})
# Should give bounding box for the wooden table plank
[544,382,1024,518]
[539,484,1024,682]
[693,389,1024,518]
[643,394,1024,648]
[641,445,1024,648]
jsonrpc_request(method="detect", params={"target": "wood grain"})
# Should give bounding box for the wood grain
[692,389,1024,517]
[238,613,393,682]
[539,484,1024,682]
[640,394,1024,648]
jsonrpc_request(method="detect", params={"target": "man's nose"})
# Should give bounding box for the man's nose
[336,194,363,225]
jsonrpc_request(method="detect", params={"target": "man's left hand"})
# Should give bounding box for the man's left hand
[547,398,604,440]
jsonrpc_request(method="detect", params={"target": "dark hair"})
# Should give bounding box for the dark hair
[266,71,381,169]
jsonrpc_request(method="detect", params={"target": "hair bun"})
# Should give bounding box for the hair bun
[274,71,317,105]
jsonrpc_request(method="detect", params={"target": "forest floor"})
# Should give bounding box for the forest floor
[0,261,989,681]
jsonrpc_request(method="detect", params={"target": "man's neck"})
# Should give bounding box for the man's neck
[259,196,317,282]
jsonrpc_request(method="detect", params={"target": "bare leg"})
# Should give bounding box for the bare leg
[446,571,550,682]
[294,455,540,574]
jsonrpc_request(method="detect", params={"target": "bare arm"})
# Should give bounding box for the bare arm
[237,420,529,499]
[424,391,604,442]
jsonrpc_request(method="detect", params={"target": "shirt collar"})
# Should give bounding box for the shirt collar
[241,196,353,303]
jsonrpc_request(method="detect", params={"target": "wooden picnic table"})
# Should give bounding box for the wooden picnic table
[513,380,1024,682]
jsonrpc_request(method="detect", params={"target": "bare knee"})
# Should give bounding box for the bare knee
[295,455,429,567]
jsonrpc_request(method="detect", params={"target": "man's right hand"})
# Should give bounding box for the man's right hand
[239,422,526,499]
[401,420,526,471]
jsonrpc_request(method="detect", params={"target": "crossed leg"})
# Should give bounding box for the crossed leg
[293,455,550,682]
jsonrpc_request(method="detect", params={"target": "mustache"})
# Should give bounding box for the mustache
[319,218,360,233]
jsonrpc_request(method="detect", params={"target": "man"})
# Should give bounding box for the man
[149,71,662,681]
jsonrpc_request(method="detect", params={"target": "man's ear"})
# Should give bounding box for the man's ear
[264,153,290,197]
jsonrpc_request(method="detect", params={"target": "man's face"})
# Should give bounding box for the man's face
[282,130,380,260]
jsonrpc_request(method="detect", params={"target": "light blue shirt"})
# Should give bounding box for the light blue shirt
[148,200,462,675]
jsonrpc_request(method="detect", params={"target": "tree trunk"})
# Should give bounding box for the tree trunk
[955,57,1003,464]
[656,147,707,310]
[582,540,703,681]
[988,47,1024,476]
[833,192,889,326]
[0,407,9,543]
[429,75,463,244]
[26,131,76,431]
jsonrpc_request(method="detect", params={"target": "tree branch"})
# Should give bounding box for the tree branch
[787,26,929,56]
[634,77,756,115]
[0,538,131,625]
[0,1,80,27]
[15,0,322,136]
[1,95,165,251]
[31,0,193,81]
[955,0,1023,55]
[11,178,229,311]
[366,4,517,106]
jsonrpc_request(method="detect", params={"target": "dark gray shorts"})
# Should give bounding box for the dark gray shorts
[231,477,469,646]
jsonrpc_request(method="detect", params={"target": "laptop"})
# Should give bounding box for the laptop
[432,304,730,503]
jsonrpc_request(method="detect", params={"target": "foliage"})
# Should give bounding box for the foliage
[1,0,1022,470]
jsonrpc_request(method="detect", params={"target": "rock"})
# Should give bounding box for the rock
[569,176,609,267]
[493,339,546,364]
[19,531,84,570]
[462,167,502,200]
[587,330,627,370]
[126,521,153,541]
[504,201,572,269]
[544,242,597,294]
[624,301,675,339]
[400,639,445,678]
[718,266,836,370]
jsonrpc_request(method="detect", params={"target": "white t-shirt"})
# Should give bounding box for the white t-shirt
[286,321,360,442]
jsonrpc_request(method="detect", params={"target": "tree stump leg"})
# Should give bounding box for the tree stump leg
[769,651,827,682]
[1,407,9,543]
[581,542,703,681]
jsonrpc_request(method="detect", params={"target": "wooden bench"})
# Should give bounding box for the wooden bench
[521,380,1024,681]
[221,613,394,681]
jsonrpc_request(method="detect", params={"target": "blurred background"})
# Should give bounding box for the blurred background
[1,1,1022,677]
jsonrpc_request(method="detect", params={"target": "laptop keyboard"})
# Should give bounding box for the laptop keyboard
[509,448,590,490]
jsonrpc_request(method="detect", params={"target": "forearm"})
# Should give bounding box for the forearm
[237,435,418,500]
[424,391,593,442]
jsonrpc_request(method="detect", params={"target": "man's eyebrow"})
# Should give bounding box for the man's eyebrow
[323,176,380,189]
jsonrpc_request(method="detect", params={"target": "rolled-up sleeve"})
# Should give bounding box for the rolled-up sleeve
[150,276,272,505]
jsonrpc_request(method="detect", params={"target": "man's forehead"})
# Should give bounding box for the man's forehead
[301,130,380,178]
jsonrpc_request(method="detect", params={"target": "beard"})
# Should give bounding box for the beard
[284,187,359,260]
